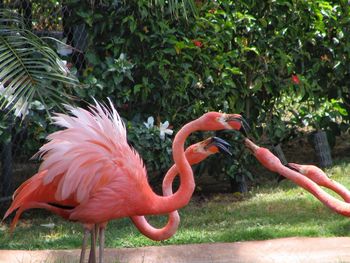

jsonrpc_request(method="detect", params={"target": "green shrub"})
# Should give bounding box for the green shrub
[8,0,350,187]
[126,115,173,186]
[57,0,350,186]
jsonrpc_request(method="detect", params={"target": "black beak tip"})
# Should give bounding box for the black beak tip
[219,145,233,156]
[213,137,231,148]
[238,116,251,137]
[212,137,232,156]
[285,163,299,172]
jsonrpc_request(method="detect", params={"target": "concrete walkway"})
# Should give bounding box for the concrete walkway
[1,237,350,263]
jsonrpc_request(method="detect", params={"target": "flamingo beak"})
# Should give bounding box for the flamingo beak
[240,117,251,137]
[244,138,259,154]
[285,163,302,172]
[226,115,251,137]
[209,137,232,156]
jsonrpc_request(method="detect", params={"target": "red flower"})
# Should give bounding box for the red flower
[291,74,300,85]
[192,40,203,48]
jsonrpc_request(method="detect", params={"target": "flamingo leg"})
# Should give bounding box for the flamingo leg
[79,228,90,263]
[95,224,100,243]
[88,225,98,263]
[98,226,105,263]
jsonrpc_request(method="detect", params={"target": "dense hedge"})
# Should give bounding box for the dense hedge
[64,0,349,126]
[57,0,350,182]
[5,0,350,186]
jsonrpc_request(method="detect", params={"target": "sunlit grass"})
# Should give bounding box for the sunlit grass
[1,158,350,250]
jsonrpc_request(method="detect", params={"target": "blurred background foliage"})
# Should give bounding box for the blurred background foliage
[1,0,350,194]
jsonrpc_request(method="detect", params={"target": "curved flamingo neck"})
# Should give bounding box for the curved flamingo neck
[130,212,180,241]
[132,140,215,241]
[248,143,350,217]
[273,157,350,217]
[131,166,180,241]
[147,120,201,215]
[325,181,350,203]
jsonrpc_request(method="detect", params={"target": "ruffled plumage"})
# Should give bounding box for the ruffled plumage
[35,99,146,203]
[4,100,149,227]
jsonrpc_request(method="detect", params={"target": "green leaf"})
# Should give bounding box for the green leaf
[0,9,80,118]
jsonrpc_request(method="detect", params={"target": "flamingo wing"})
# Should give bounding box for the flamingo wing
[36,99,147,204]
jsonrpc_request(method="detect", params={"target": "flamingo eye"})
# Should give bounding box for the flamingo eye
[193,147,199,153]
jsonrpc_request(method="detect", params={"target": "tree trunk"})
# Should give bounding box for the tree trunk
[312,131,333,168]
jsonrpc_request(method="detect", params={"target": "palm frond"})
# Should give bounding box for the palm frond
[0,9,80,117]
[151,0,197,19]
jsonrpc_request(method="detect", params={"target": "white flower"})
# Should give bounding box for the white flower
[206,75,214,83]
[194,81,204,89]
[119,53,126,60]
[31,100,45,111]
[159,121,173,140]
[56,58,70,76]
[0,83,11,99]
[0,83,29,118]
[40,223,55,229]
[0,83,5,94]
[14,98,29,118]
[144,116,154,129]
[56,38,73,56]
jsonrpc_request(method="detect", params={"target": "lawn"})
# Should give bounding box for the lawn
[1,158,350,250]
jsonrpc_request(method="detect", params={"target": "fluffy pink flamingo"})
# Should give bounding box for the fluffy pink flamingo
[244,138,350,217]
[287,163,350,202]
[4,99,246,263]
[5,136,231,263]
[131,136,231,240]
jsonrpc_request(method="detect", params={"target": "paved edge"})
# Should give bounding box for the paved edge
[1,237,350,263]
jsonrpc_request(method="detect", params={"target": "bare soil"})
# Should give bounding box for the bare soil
[1,237,350,263]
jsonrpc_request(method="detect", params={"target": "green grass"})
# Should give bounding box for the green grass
[1,158,350,250]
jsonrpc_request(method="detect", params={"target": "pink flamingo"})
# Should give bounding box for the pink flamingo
[244,138,350,217]
[287,163,350,202]
[5,136,231,263]
[4,100,246,263]
[132,136,232,240]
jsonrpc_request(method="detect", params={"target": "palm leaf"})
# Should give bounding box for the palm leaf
[151,0,197,18]
[0,9,79,117]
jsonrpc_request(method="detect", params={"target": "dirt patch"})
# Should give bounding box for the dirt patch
[1,237,350,263]
[282,133,350,164]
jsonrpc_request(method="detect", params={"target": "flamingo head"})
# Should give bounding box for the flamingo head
[199,112,250,135]
[185,137,232,165]
[287,163,329,186]
[244,138,282,173]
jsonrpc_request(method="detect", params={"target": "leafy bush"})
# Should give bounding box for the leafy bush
[1,100,60,162]
[6,0,350,189]
[201,130,254,192]
[57,0,350,187]
[126,115,173,186]
[66,0,349,125]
